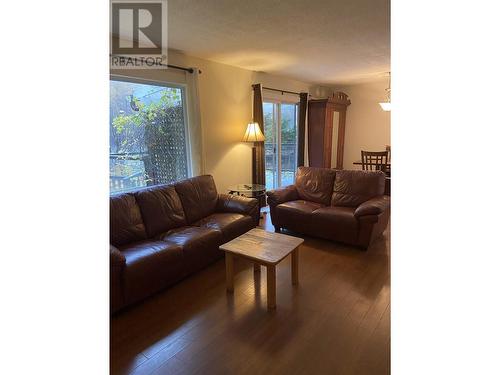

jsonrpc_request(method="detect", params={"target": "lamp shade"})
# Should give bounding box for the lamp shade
[242,122,265,142]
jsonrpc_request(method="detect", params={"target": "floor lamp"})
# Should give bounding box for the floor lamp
[242,122,265,184]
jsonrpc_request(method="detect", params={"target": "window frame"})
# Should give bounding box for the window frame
[109,75,193,194]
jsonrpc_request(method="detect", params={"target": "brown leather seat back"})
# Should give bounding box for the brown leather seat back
[174,175,219,223]
[332,170,385,207]
[135,185,187,238]
[295,166,336,205]
[110,193,147,246]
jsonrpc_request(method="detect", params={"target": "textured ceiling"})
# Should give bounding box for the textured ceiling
[167,0,390,85]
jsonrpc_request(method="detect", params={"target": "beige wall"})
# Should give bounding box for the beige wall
[334,81,391,170]
[111,50,315,192]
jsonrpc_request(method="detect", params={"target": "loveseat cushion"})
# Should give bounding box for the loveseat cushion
[277,200,324,215]
[159,226,223,273]
[195,213,255,242]
[276,200,324,222]
[174,175,219,223]
[274,200,324,233]
[332,170,386,208]
[135,184,187,238]
[110,193,147,246]
[295,166,336,205]
[310,206,359,244]
[120,240,184,305]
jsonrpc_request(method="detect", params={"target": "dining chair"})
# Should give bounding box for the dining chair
[385,145,391,177]
[361,150,389,173]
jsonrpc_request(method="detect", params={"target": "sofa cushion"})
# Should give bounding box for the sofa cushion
[332,170,386,207]
[135,184,187,238]
[120,240,184,305]
[174,175,219,223]
[159,226,223,273]
[295,166,336,205]
[195,213,255,243]
[310,206,359,244]
[110,193,147,246]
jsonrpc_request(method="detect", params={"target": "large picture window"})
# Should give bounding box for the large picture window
[110,78,190,194]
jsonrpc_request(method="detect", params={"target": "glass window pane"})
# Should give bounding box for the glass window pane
[110,79,188,194]
[280,103,297,187]
[264,102,277,191]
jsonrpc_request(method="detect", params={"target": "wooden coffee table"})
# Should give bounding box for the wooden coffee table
[219,228,304,310]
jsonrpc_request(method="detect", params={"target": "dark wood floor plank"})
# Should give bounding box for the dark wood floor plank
[111,212,391,375]
[111,351,148,375]
[130,338,191,375]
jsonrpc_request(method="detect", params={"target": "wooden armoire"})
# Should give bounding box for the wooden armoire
[307,92,351,169]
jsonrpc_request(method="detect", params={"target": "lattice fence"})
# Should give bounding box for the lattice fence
[143,105,188,185]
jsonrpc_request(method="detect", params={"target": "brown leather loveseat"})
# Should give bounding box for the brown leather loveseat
[110,175,259,313]
[266,167,390,249]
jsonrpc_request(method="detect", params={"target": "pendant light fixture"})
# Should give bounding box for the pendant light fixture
[379,72,391,111]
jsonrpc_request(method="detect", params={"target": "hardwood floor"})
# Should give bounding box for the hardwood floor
[111,212,390,375]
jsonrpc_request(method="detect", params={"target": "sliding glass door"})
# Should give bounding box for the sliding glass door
[264,101,298,191]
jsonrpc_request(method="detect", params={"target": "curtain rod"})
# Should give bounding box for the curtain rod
[168,64,201,74]
[110,55,201,74]
[262,86,312,97]
[262,86,301,96]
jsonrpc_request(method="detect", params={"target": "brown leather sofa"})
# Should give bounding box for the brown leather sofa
[266,167,390,249]
[110,175,259,313]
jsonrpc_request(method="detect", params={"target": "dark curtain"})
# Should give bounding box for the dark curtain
[252,84,265,186]
[297,92,308,167]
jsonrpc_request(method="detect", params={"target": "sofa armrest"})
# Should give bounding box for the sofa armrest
[216,193,259,223]
[110,245,125,268]
[266,185,299,206]
[354,196,390,218]
[110,245,125,313]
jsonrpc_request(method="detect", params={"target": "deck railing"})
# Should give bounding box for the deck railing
[265,142,297,173]
[265,142,297,189]
[110,152,148,193]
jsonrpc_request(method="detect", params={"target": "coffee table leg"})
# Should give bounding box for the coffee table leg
[226,253,234,293]
[267,265,276,310]
[254,263,261,273]
[292,247,299,286]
